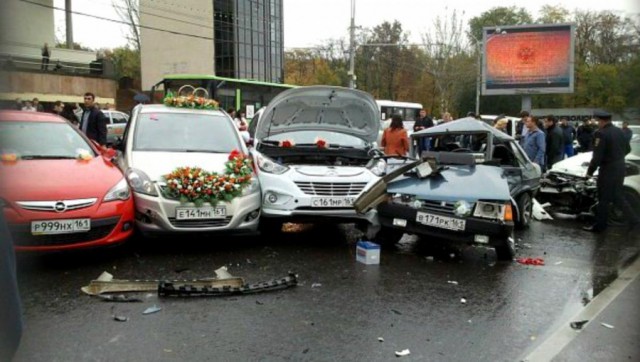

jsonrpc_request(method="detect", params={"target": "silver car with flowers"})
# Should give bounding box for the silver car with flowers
[251,86,383,232]
[117,103,260,235]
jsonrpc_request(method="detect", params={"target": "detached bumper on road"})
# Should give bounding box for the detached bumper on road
[377,202,513,245]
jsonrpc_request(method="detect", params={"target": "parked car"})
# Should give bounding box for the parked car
[74,109,130,146]
[251,86,383,233]
[538,137,640,220]
[103,110,129,146]
[0,110,134,251]
[117,104,261,236]
[355,117,542,260]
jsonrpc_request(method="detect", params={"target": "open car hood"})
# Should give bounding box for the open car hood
[255,86,379,142]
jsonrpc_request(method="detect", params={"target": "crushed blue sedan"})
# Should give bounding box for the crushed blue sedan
[356,117,541,260]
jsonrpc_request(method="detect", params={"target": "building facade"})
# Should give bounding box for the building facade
[214,0,284,83]
[141,0,284,89]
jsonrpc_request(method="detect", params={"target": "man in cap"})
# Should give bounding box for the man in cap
[583,111,639,232]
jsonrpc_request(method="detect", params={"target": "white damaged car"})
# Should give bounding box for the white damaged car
[251,86,383,233]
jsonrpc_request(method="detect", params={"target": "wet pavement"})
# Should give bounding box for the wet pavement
[12,217,640,361]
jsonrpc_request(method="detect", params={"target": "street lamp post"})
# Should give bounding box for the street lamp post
[348,0,356,89]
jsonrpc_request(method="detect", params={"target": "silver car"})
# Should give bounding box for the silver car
[118,104,261,236]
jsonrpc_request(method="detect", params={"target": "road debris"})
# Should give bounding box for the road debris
[460,298,467,304]
[158,273,298,297]
[533,199,553,220]
[81,269,244,296]
[391,309,402,315]
[570,320,589,330]
[143,305,162,315]
[97,294,143,303]
[256,300,264,305]
[113,315,128,322]
[600,322,615,329]
[554,261,563,265]
[311,283,322,288]
[378,337,384,342]
[395,349,411,357]
[447,280,459,285]
[425,256,434,262]
[516,258,545,266]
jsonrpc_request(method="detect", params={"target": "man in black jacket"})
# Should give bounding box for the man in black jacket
[80,92,108,146]
[559,117,576,158]
[544,115,564,169]
[413,109,434,152]
[577,119,595,152]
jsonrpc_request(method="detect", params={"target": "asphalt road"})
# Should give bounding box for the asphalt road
[12,217,640,361]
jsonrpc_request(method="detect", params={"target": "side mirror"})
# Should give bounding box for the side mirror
[114,137,124,151]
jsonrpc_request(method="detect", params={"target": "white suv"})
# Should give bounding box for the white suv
[118,104,261,235]
[251,86,383,233]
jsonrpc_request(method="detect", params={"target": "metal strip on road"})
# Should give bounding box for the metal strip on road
[522,255,640,362]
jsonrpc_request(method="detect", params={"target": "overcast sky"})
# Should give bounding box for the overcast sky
[53,0,640,50]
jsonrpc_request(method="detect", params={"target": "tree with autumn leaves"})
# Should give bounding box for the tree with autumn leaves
[285,6,640,118]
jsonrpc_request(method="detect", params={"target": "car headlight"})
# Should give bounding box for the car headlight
[473,201,506,220]
[125,168,158,196]
[242,178,260,195]
[255,153,289,174]
[366,158,387,176]
[390,193,420,207]
[103,178,131,202]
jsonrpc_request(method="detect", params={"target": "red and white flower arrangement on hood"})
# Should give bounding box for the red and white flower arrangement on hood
[314,137,329,149]
[161,150,253,206]
[279,139,295,148]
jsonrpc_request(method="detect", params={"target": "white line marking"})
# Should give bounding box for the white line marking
[522,256,640,362]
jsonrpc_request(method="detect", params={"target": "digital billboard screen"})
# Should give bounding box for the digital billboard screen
[482,24,575,95]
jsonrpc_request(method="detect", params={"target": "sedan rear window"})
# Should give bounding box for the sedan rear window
[133,112,241,152]
[0,121,94,159]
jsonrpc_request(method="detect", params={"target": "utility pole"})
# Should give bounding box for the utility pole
[348,0,356,89]
[65,0,73,49]
[475,41,481,116]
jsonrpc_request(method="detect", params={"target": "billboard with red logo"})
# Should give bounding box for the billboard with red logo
[482,24,575,95]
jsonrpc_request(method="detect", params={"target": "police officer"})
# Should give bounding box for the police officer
[583,111,640,232]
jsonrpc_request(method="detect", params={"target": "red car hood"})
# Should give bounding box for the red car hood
[0,157,124,202]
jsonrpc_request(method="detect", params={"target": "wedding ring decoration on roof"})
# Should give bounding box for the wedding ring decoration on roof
[163,84,219,110]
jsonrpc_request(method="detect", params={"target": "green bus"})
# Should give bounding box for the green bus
[152,74,296,118]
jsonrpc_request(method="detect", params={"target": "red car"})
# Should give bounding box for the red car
[0,110,134,251]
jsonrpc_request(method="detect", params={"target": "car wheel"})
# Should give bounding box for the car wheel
[515,193,532,229]
[609,188,640,225]
[494,232,515,261]
[259,219,282,235]
[373,226,404,246]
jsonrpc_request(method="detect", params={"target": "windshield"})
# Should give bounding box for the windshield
[263,130,367,148]
[133,112,241,152]
[0,121,95,159]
